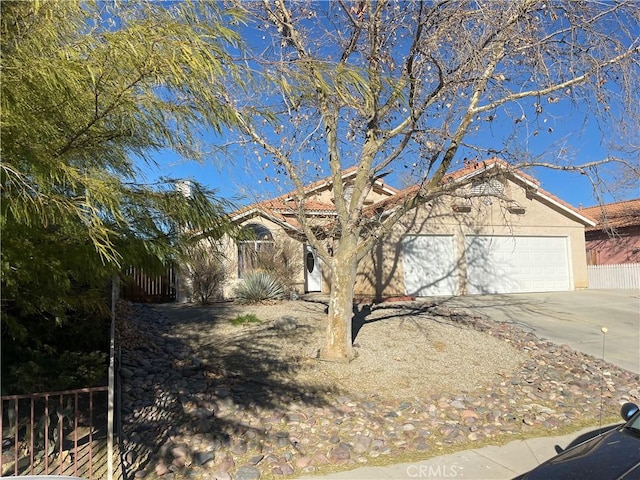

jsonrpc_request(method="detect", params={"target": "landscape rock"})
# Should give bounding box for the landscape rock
[273,316,298,331]
[118,301,639,480]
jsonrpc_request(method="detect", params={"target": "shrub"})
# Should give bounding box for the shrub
[191,260,226,304]
[230,313,261,325]
[235,271,284,303]
[185,243,228,304]
[254,238,302,295]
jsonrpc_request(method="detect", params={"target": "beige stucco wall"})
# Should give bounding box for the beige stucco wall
[355,178,590,298]
[311,181,395,205]
[214,175,589,300]
[219,215,306,299]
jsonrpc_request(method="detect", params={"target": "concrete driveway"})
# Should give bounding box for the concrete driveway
[439,289,640,374]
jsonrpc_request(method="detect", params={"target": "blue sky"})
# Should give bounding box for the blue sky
[139,104,637,211]
[136,3,639,212]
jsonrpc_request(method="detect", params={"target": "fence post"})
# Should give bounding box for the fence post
[108,275,119,480]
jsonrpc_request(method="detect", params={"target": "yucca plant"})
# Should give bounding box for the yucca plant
[235,271,285,304]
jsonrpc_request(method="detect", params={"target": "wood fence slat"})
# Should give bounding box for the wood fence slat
[120,265,176,303]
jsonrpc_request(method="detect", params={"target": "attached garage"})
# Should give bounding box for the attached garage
[402,235,458,296]
[465,235,571,294]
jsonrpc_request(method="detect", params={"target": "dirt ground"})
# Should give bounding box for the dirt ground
[165,299,526,401]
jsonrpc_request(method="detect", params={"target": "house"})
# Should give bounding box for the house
[217,158,595,299]
[581,198,640,265]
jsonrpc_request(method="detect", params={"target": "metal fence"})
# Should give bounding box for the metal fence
[588,262,640,290]
[1,277,122,480]
[0,387,115,479]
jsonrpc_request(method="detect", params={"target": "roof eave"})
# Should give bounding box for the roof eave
[230,207,302,232]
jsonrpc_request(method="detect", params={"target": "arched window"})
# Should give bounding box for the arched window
[237,223,274,278]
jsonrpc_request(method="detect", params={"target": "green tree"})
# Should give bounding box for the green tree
[1,1,241,391]
[225,1,640,361]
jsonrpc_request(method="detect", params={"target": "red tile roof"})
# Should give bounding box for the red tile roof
[581,198,640,231]
[232,157,593,229]
[364,158,588,223]
[441,158,540,186]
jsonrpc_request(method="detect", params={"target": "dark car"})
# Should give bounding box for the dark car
[515,402,640,480]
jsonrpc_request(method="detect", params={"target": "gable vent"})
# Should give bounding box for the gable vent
[471,178,504,196]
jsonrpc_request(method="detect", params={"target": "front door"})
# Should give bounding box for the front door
[304,245,322,292]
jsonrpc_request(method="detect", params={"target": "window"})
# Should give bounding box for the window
[237,223,274,278]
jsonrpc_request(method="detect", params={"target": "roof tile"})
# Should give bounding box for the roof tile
[581,198,640,231]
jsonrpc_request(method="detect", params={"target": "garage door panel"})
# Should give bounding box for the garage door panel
[402,235,458,296]
[465,236,570,294]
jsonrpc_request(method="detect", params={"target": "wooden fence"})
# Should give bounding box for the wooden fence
[120,265,177,303]
[587,263,640,290]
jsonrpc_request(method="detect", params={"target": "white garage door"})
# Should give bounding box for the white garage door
[402,235,458,296]
[465,236,571,294]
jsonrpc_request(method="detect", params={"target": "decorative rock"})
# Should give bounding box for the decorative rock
[119,302,640,480]
[295,456,313,468]
[460,409,479,420]
[214,386,231,398]
[329,445,351,463]
[213,473,232,480]
[171,445,189,459]
[193,451,215,466]
[217,457,235,473]
[155,461,169,476]
[352,434,372,454]
[275,431,290,448]
[247,455,265,466]
[125,450,137,465]
[231,441,248,455]
[236,466,261,480]
[272,463,294,475]
[415,441,430,451]
[273,316,298,331]
[371,438,385,451]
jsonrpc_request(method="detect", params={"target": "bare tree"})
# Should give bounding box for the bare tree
[224,0,640,361]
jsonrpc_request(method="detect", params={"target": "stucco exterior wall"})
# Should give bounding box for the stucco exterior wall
[311,182,395,205]
[355,178,590,298]
[586,226,640,265]
[220,216,306,299]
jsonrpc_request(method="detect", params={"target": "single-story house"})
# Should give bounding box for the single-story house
[581,198,640,265]
[215,158,595,299]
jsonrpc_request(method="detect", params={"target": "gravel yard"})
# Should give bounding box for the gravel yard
[165,300,525,401]
[118,298,639,480]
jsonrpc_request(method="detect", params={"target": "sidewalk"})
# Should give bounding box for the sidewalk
[294,424,616,480]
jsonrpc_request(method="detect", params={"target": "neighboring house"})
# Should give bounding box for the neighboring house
[219,158,595,299]
[581,199,640,265]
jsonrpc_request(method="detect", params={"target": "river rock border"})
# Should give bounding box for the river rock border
[117,301,639,480]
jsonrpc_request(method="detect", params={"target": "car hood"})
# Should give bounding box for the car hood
[521,426,640,480]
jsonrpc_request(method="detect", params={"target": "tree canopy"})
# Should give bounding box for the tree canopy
[1,0,242,392]
[223,0,640,360]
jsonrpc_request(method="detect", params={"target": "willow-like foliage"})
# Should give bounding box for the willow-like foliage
[1,1,243,388]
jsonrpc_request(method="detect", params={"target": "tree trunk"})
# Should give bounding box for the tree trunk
[321,235,358,362]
